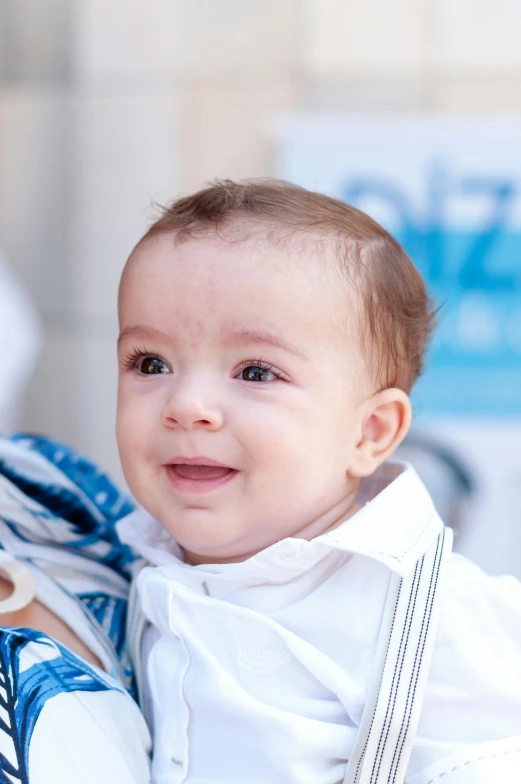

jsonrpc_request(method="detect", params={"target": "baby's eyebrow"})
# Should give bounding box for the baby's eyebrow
[221,328,309,361]
[117,325,171,346]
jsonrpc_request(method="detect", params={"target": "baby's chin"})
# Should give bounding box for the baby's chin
[182,546,253,566]
[155,511,263,565]
[180,537,262,566]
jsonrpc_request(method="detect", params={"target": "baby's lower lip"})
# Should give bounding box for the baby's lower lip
[165,464,238,494]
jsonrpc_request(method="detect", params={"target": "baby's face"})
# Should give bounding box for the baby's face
[117,233,372,563]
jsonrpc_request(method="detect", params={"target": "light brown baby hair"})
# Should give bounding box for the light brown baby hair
[137,178,435,393]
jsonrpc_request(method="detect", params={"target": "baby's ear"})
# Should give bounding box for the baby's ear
[348,388,412,478]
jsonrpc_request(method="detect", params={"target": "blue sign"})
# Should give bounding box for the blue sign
[277,117,521,415]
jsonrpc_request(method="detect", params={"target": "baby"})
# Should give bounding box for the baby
[115,179,521,784]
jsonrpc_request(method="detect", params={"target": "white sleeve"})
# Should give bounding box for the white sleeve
[28,690,152,784]
[0,629,151,784]
[406,553,521,781]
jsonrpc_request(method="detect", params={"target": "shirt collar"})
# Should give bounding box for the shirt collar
[116,462,443,578]
[316,461,442,575]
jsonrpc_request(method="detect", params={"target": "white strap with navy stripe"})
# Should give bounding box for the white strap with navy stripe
[344,525,453,784]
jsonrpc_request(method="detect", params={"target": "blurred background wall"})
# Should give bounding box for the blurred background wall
[1,1,520,572]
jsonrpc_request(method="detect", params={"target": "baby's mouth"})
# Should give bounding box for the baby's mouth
[164,457,239,494]
[169,464,235,481]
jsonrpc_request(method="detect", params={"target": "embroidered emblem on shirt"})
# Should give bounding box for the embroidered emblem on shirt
[232,619,292,676]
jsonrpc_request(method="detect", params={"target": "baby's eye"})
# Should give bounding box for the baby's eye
[138,356,171,375]
[239,365,277,383]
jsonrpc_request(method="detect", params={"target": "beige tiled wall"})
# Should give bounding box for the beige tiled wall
[305,0,428,76]
[72,92,183,320]
[75,0,186,78]
[432,0,521,72]
[1,0,521,482]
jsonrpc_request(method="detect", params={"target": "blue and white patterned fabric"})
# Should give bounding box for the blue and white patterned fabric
[0,434,151,783]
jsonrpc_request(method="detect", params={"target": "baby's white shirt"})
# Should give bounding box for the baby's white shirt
[117,463,521,784]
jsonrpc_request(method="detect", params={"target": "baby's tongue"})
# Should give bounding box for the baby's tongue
[173,464,232,480]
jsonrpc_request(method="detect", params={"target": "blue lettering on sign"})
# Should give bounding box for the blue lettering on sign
[342,166,521,415]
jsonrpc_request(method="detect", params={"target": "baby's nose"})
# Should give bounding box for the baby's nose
[161,380,224,431]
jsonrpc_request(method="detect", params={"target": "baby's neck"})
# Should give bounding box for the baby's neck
[183,487,361,566]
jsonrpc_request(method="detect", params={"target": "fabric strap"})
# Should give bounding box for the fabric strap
[344,525,453,784]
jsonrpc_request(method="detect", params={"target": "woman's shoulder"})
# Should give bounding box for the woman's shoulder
[0,434,142,687]
[0,433,137,576]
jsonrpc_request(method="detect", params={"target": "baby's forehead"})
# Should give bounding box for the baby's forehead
[126,229,360,319]
[123,222,353,288]
[120,229,360,336]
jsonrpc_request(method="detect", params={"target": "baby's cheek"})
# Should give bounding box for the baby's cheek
[116,416,133,460]
[117,412,144,476]
[253,456,315,507]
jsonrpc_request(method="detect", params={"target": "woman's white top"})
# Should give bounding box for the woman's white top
[118,462,521,784]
